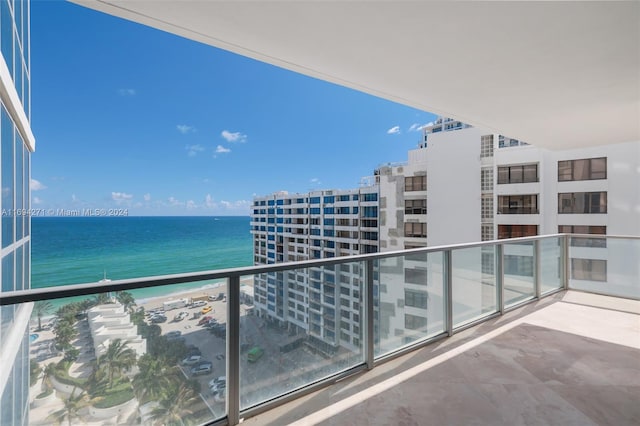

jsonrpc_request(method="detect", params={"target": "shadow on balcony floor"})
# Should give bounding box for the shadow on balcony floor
[243,291,640,426]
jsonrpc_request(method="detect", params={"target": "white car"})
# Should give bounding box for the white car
[174,311,189,321]
[181,355,202,365]
[208,376,226,388]
[192,301,207,308]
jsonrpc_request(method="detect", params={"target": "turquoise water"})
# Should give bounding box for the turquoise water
[31,216,253,303]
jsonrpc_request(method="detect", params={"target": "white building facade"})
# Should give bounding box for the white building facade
[251,187,378,354]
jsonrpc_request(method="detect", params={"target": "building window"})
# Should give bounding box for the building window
[572,259,607,282]
[558,157,607,181]
[404,289,428,309]
[405,199,426,214]
[497,164,539,184]
[481,224,494,241]
[481,195,493,220]
[404,268,427,285]
[404,314,428,330]
[481,168,493,191]
[497,194,539,214]
[498,225,538,239]
[558,192,607,214]
[404,222,426,238]
[405,175,426,191]
[363,193,378,202]
[559,225,607,248]
[480,135,494,158]
[504,254,534,277]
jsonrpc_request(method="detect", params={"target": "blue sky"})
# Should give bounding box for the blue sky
[30,2,436,216]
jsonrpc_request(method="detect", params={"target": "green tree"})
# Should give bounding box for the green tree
[41,362,57,391]
[149,382,199,426]
[116,291,136,312]
[132,355,180,403]
[33,301,54,331]
[53,321,77,350]
[97,339,136,389]
[47,388,102,426]
[30,359,41,387]
[91,293,112,306]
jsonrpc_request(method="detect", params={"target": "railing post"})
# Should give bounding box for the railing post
[496,244,504,315]
[227,275,241,425]
[534,239,541,299]
[444,250,453,336]
[364,259,375,370]
[562,235,570,290]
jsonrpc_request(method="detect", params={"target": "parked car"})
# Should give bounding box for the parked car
[165,330,182,339]
[192,300,207,308]
[198,316,213,326]
[217,293,225,301]
[174,311,189,321]
[201,306,213,315]
[212,389,226,403]
[150,314,167,323]
[208,376,226,388]
[208,295,217,301]
[181,355,203,366]
[247,346,264,363]
[191,362,213,376]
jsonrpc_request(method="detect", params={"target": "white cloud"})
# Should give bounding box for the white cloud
[143,193,151,202]
[221,130,247,143]
[71,194,78,203]
[176,124,195,134]
[31,179,47,191]
[310,178,321,185]
[186,200,197,210]
[112,192,133,204]
[408,122,431,132]
[186,144,205,157]
[117,88,136,96]
[205,194,216,208]
[168,196,184,207]
[387,125,401,135]
[32,196,42,205]
[216,145,231,154]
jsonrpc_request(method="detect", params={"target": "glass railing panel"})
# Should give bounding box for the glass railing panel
[540,237,562,294]
[2,280,228,426]
[374,251,444,358]
[451,246,497,328]
[239,261,364,410]
[503,241,535,307]
[569,236,639,299]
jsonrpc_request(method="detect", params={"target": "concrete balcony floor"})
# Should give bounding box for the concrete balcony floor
[244,291,640,426]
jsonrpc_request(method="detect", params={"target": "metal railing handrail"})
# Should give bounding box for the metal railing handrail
[2,233,639,306]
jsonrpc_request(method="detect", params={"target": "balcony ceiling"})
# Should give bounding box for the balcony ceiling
[73,1,640,150]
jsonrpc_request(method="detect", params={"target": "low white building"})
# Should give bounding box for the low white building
[87,303,147,358]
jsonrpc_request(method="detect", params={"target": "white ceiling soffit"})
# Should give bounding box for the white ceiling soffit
[72,1,640,150]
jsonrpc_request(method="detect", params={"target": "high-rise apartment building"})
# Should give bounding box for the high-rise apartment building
[375,118,640,339]
[251,187,378,353]
[0,1,34,424]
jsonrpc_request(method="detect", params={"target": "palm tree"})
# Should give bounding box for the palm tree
[97,339,136,388]
[47,387,102,426]
[41,363,57,391]
[91,293,111,306]
[149,382,199,426]
[53,321,77,350]
[116,291,136,312]
[33,301,54,331]
[133,355,180,403]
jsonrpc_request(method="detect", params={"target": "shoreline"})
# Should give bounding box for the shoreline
[137,277,253,309]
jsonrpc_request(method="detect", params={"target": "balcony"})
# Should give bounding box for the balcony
[1,234,638,425]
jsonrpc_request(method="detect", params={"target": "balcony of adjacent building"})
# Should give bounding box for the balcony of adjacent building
[2,233,638,426]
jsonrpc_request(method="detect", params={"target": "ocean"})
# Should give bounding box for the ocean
[31,216,253,304]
